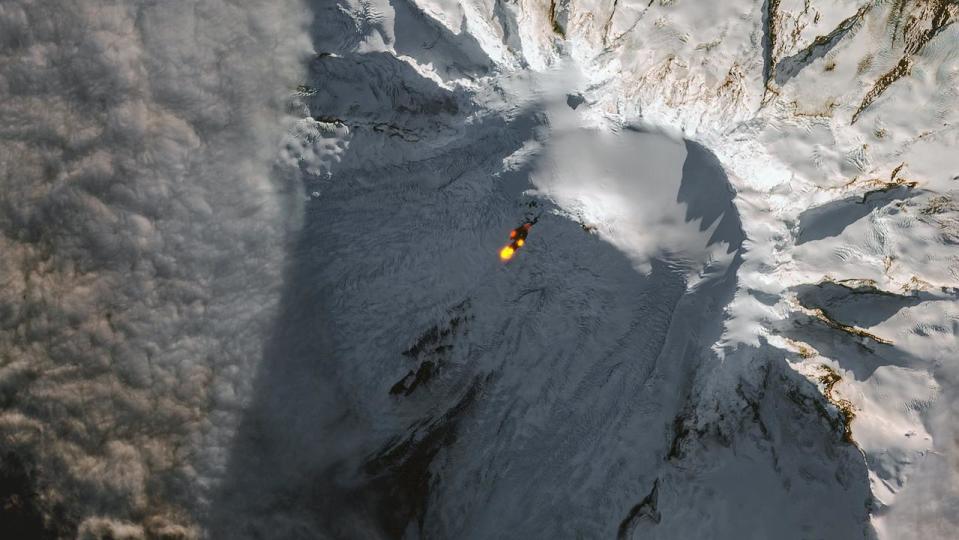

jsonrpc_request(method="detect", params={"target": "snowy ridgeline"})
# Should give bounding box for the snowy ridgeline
[1,0,958,538]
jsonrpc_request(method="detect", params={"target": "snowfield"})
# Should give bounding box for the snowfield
[2,0,958,538]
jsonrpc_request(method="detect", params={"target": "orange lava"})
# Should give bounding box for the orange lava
[499,245,515,261]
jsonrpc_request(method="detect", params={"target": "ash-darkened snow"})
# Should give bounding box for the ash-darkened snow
[3,0,958,539]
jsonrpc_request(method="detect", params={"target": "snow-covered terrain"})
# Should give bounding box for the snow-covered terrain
[1,0,958,538]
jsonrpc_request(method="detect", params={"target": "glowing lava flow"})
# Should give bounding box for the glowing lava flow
[499,222,533,261]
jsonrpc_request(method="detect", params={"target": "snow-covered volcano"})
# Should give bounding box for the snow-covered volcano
[210,0,958,538]
[2,0,958,538]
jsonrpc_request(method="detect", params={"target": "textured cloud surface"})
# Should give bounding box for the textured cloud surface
[0,1,309,536]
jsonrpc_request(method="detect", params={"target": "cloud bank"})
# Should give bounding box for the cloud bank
[0,0,310,536]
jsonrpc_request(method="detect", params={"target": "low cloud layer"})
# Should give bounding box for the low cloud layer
[0,1,310,536]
